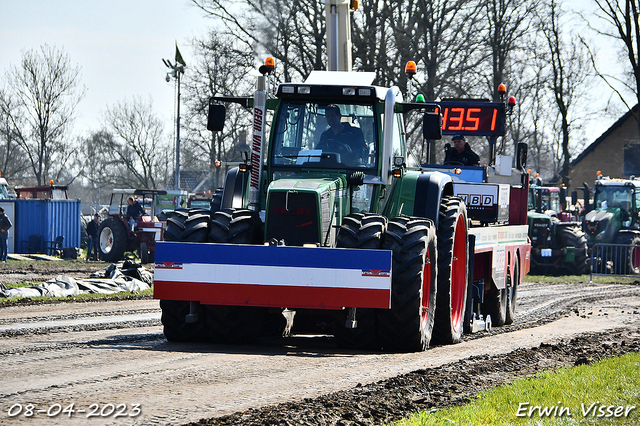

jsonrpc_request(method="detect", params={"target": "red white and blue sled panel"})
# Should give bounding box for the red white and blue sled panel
[153,242,393,310]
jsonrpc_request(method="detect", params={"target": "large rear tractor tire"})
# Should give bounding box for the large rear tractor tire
[432,196,468,344]
[205,208,268,344]
[378,217,438,352]
[332,213,387,350]
[98,217,128,263]
[160,300,208,342]
[139,242,149,264]
[557,225,589,275]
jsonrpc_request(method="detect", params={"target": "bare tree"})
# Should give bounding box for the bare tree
[181,30,256,182]
[483,0,536,101]
[102,96,169,189]
[537,0,594,185]
[0,90,30,184]
[592,0,640,135]
[0,44,86,185]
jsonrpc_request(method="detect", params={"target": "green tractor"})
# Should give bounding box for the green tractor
[583,176,640,274]
[527,183,589,275]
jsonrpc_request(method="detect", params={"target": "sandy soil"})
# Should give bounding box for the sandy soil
[0,261,639,426]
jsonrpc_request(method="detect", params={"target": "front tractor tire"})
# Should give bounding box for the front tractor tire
[433,196,469,345]
[557,225,589,275]
[160,300,207,342]
[378,217,438,352]
[98,217,128,262]
[204,208,268,344]
[333,213,387,350]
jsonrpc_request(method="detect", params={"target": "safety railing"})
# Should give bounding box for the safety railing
[589,243,640,280]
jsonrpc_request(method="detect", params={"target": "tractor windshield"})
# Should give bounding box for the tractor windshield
[271,101,377,170]
[594,186,634,211]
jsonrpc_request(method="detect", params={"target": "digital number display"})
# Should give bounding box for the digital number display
[436,101,506,137]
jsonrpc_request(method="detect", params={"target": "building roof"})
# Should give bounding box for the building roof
[570,104,639,167]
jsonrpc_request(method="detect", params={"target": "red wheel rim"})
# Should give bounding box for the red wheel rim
[421,247,432,324]
[631,246,640,271]
[450,216,467,330]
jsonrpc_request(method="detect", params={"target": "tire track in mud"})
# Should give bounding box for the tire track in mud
[0,281,639,425]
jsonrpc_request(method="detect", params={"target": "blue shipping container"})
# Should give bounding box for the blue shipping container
[9,199,81,254]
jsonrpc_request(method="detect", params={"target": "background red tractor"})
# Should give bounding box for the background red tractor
[98,189,167,264]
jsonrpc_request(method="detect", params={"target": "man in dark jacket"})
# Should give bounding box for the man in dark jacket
[444,134,480,166]
[126,196,145,231]
[316,104,367,165]
[0,207,12,262]
[86,214,100,261]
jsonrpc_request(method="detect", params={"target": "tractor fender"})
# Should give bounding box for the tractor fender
[221,167,249,209]
[412,171,455,227]
[614,230,640,242]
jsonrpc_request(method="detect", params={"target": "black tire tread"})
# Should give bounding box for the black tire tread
[433,196,468,344]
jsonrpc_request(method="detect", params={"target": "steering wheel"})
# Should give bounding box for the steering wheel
[443,160,465,166]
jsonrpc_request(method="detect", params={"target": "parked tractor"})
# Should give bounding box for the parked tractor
[583,175,640,274]
[153,0,530,351]
[527,184,589,274]
[98,189,167,264]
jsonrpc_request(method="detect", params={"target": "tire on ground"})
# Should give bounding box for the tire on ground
[98,217,128,262]
[160,300,208,342]
[139,242,149,264]
[332,213,387,350]
[377,217,437,352]
[483,285,507,326]
[505,256,520,325]
[557,225,589,275]
[432,196,468,344]
[205,207,268,343]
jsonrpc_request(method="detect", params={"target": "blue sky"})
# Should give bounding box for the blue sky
[0,0,211,137]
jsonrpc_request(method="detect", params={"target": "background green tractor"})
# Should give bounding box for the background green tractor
[583,176,640,274]
[527,184,589,275]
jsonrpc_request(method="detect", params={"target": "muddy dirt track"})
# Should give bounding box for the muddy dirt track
[0,261,639,426]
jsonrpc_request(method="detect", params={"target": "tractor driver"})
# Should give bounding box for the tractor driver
[316,104,367,165]
[444,134,480,166]
[126,196,145,232]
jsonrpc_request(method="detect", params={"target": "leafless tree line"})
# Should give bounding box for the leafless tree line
[0,0,637,199]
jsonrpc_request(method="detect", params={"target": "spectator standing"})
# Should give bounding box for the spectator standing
[86,213,100,261]
[0,207,12,262]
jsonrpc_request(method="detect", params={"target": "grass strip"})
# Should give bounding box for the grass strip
[394,351,640,425]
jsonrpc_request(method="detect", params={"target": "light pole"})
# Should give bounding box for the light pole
[163,55,185,191]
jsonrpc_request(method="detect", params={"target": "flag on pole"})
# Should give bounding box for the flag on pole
[175,43,186,67]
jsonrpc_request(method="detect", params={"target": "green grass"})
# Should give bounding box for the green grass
[393,352,640,426]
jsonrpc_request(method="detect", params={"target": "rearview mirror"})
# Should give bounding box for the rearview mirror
[423,112,442,140]
[516,142,528,171]
[207,103,226,131]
